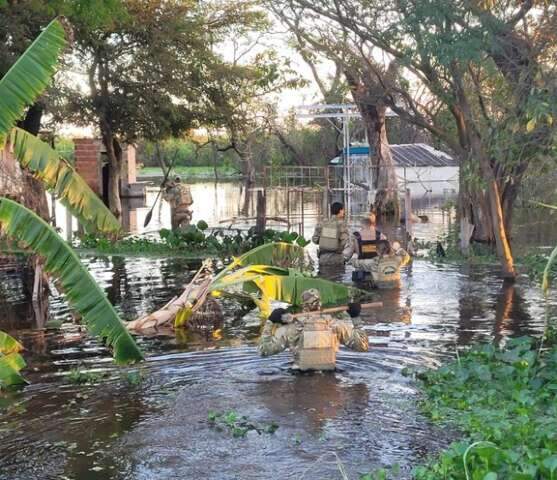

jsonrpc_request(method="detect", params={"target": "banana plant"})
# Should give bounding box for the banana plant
[0,331,26,388]
[0,18,121,235]
[0,198,143,364]
[211,264,358,318]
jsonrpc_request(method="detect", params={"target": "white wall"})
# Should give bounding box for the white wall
[396,166,459,197]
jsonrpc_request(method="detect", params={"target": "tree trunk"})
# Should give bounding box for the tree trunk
[357,101,399,218]
[101,129,122,220]
[345,71,399,217]
[239,141,256,216]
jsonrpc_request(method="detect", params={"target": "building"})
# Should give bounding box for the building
[329,143,459,210]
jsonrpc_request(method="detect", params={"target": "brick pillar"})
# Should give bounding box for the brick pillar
[121,144,137,189]
[74,138,102,195]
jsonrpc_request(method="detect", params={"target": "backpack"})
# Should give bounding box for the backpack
[356,230,383,259]
[319,219,342,253]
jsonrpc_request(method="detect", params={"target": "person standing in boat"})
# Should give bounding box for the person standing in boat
[163,176,193,230]
[259,289,368,371]
[312,202,352,277]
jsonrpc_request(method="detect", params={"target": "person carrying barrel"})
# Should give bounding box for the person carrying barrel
[258,289,369,371]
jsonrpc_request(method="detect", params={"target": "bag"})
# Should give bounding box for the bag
[319,219,341,253]
[356,230,384,259]
[178,185,193,205]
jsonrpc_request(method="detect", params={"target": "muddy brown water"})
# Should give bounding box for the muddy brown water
[1,183,556,479]
[1,254,555,480]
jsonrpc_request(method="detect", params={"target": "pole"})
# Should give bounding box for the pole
[405,187,412,241]
[291,301,383,319]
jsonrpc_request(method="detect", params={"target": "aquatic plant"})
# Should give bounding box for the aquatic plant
[0,18,120,236]
[0,331,26,388]
[207,410,278,438]
[414,336,557,479]
[0,198,143,364]
[77,226,311,258]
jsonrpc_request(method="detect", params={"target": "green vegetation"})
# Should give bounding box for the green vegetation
[0,198,142,364]
[414,336,557,479]
[207,410,279,438]
[67,368,107,385]
[77,224,310,258]
[0,331,26,388]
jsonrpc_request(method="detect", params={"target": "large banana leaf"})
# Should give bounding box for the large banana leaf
[0,19,66,145]
[0,331,26,387]
[213,242,306,282]
[0,198,143,364]
[211,264,357,317]
[10,128,121,235]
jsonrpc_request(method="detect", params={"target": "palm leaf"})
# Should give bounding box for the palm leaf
[0,198,143,364]
[0,19,66,145]
[10,128,121,234]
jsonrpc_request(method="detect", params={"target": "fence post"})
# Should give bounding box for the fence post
[255,189,266,235]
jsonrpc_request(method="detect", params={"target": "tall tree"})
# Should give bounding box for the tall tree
[272,0,557,278]
[56,0,271,219]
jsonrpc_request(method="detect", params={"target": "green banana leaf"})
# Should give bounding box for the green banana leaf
[0,330,24,354]
[0,19,66,145]
[213,242,306,282]
[211,264,357,317]
[0,198,143,364]
[10,127,121,235]
[0,331,26,387]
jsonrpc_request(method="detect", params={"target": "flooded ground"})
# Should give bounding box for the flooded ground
[1,255,554,480]
[1,181,555,479]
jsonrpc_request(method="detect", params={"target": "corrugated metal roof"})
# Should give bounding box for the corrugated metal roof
[391,144,458,167]
[337,143,457,167]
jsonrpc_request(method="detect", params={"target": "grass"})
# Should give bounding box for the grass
[138,165,240,178]
[413,335,557,479]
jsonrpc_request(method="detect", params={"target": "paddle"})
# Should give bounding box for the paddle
[143,148,180,228]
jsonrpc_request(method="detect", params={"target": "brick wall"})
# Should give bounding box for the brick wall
[74,138,101,194]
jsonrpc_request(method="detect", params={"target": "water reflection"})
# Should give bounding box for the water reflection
[3,182,557,479]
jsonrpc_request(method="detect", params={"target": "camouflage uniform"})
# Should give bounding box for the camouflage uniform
[349,247,410,289]
[163,179,193,230]
[312,218,353,267]
[258,289,368,368]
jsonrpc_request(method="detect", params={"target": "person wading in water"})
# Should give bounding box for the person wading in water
[259,289,368,371]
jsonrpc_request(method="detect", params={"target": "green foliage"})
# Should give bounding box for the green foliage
[78,226,310,258]
[360,464,400,480]
[0,18,65,145]
[0,331,26,388]
[210,263,359,317]
[424,225,498,264]
[415,337,557,479]
[67,367,106,385]
[207,410,279,438]
[0,198,143,365]
[10,127,121,235]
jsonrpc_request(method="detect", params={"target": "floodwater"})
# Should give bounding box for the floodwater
[1,182,555,480]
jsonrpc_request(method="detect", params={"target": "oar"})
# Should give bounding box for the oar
[143,148,179,227]
[291,301,383,318]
